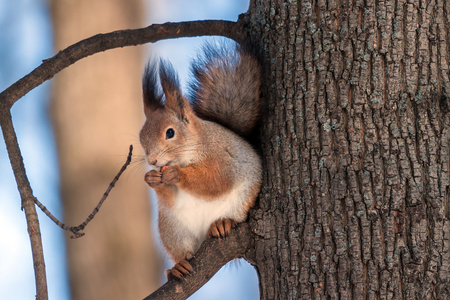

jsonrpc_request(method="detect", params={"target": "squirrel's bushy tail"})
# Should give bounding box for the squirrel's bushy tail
[189,43,261,136]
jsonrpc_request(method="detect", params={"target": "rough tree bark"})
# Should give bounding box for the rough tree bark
[2,0,449,299]
[242,0,450,299]
[50,1,161,299]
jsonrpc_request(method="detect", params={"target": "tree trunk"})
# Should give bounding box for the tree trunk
[244,0,450,298]
[50,1,161,299]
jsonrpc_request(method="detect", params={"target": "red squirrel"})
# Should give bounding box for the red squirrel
[139,44,262,279]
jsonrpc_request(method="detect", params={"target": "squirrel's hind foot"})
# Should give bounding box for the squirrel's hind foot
[208,219,237,238]
[166,251,194,280]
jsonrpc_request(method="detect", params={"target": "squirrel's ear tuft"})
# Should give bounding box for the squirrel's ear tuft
[142,61,164,115]
[159,59,192,123]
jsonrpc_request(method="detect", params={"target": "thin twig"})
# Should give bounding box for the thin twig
[70,145,134,237]
[34,145,134,239]
[33,197,73,231]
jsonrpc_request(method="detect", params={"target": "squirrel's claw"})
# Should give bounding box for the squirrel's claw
[166,258,193,280]
[209,219,237,238]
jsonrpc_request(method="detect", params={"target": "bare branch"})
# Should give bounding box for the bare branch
[0,20,239,110]
[33,145,134,238]
[0,108,48,300]
[143,222,254,300]
[0,19,241,300]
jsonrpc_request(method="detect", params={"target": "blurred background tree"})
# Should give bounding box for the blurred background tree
[50,0,161,299]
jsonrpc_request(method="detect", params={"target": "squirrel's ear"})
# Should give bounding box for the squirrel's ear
[164,89,192,123]
[142,61,164,116]
[159,60,192,123]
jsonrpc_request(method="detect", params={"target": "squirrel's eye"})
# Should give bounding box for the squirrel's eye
[166,128,175,139]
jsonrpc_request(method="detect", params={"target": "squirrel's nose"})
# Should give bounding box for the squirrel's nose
[149,159,157,166]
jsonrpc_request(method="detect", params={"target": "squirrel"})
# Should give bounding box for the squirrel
[139,43,262,279]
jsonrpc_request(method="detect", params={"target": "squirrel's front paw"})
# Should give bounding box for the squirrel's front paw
[144,170,162,187]
[161,166,181,185]
[209,219,237,238]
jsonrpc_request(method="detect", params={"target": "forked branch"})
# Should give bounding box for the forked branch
[33,145,134,239]
[0,19,242,300]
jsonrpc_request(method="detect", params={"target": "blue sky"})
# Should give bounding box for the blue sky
[0,0,258,299]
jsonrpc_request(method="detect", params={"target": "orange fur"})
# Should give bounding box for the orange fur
[153,184,177,208]
[242,182,261,214]
[177,156,234,200]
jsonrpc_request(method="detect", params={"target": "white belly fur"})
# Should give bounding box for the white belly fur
[172,183,247,242]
